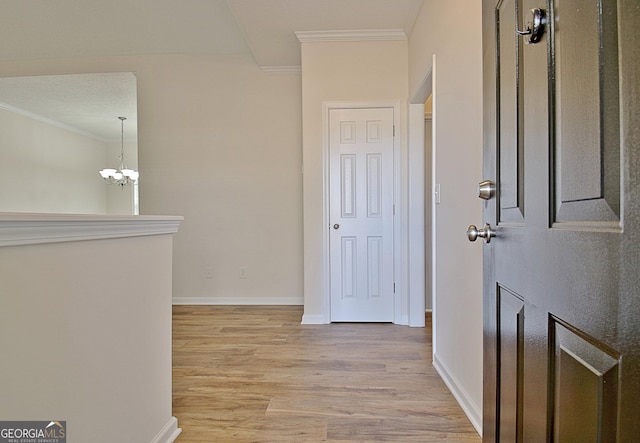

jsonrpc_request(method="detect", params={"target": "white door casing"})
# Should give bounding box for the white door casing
[328,107,395,322]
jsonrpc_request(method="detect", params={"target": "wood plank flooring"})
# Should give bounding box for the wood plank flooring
[172,305,481,442]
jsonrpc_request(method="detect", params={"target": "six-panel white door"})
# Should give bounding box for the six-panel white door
[329,108,395,322]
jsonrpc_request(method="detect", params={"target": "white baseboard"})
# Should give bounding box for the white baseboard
[433,353,482,437]
[301,314,328,324]
[150,416,181,443]
[173,296,303,305]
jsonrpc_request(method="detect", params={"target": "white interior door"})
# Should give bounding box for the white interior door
[329,108,394,322]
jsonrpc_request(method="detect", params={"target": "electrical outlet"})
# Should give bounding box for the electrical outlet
[239,267,247,279]
[205,267,214,279]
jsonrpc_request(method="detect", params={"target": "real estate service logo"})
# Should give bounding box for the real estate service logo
[0,421,66,443]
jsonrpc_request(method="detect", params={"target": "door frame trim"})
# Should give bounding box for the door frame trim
[322,100,406,324]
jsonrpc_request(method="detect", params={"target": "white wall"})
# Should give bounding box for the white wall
[299,39,409,322]
[0,215,181,442]
[408,0,484,433]
[137,55,303,304]
[0,106,137,215]
[0,54,304,305]
[0,107,108,214]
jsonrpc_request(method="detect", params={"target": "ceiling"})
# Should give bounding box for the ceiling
[0,0,423,140]
[0,73,138,142]
[226,0,423,67]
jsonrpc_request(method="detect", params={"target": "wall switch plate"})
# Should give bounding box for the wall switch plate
[205,267,214,279]
[239,267,247,279]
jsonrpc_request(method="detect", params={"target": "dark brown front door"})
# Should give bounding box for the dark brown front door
[481,0,639,441]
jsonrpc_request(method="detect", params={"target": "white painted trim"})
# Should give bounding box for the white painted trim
[150,416,182,443]
[301,314,328,325]
[430,54,438,355]
[0,213,183,247]
[321,100,405,325]
[408,103,426,327]
[433,353,482,437]
[394,102,406,326]
[295,29,406,43]
[260,66,302,75]
[173,297,303,305]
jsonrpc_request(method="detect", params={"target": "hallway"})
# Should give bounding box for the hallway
[172,305,480,442]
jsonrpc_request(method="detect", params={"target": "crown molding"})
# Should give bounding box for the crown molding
[295,29,407,43]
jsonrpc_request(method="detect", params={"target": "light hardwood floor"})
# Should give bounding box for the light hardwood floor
[172,305,481,442]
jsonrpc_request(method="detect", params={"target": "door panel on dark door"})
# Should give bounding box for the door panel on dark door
[551,0,621,224]
[497,0,525,224]
[497,286,524,443]
[482,0,639,441]
[550,317,620,442]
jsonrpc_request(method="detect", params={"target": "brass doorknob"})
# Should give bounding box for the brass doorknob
[467,223,496,243]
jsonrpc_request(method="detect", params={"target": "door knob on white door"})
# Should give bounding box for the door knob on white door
[333,224,340,230]
[467,223,496,243]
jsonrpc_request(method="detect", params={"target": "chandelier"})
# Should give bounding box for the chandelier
[99,116,139,186]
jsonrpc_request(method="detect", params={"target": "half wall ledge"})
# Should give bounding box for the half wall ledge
[0,213,184,247]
